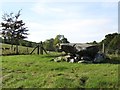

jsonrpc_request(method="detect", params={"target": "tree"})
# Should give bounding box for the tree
[98,33,119,54]
[44,38,55,51]
[103,33,118,47]
[61,37,69,43]
[1,10,28,54]
[53,34,69,45]
[92,41,97,44]
[53,35,63,45]
[26,41,32,47]
[107,34,120,54]
[53,35,69,51]
[43,35,69,51]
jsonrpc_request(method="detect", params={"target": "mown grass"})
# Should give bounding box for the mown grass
[1,53,119,88]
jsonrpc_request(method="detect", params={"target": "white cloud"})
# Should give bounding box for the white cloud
[31,2,65,15]
[27,18,111,31]
[26,18,113,43]
[32,6,65,14]
[49,8,65,12]
[31,0,108,17]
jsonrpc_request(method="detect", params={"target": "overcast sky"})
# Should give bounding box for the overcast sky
[0,0,118,43]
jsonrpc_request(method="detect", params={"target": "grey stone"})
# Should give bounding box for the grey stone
[78,60,92,63]
[58,43,99,59]
[64,55,71,62]
[69,59,75,63]
[94,53,105,63]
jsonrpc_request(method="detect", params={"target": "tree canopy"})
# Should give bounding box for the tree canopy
[43,35,69,51]
[1,10,29,54]
[99,33,120,54]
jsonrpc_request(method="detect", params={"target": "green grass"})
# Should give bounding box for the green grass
[1,53,119,88]
[1,43,37,55]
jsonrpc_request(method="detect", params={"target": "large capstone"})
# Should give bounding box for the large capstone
[58,43,99,59]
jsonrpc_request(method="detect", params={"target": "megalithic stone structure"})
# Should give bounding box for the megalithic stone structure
[58,43,99,59]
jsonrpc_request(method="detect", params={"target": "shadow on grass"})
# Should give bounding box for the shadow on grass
[103,57,120,64]
[94,56,120,64]
[51,67,68,71]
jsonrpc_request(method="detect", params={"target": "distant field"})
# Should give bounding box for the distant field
[1,53,119,88]
[1,43,37,55]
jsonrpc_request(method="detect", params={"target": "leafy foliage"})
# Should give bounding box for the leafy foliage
[43,38,55,51]
[54,35,69,45]
[43,35,69,51]
[1,10,29,54]
[103,33,118,47]
[108,34,120,50]
[99,33,120,54]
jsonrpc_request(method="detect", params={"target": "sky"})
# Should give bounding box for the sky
[0,0,119,43]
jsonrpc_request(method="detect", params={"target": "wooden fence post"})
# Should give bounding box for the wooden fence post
[30,41,47,55]
[115,49,118,57]
[37,44,40,55]
[40,41,43,55]
[102,43,105,54]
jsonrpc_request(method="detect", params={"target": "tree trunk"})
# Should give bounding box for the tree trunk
[11,36,14,51]
[4,37,7,43]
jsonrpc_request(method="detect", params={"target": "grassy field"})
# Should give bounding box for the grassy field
[1,43,37,55]
[1,53,120,88]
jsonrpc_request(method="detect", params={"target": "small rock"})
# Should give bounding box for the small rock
[69,59,75,63]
